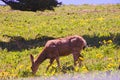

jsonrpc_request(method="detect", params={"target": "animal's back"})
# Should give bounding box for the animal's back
[57,35,86,56]
[44,35,86,57]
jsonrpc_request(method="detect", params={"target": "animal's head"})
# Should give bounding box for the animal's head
[30,54,38,75]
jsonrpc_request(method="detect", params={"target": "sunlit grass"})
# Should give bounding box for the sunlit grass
[0,4,120,79]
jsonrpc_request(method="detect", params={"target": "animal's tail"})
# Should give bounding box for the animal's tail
[82,37,88,49]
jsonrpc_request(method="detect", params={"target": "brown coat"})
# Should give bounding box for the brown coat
[30,35,87,74]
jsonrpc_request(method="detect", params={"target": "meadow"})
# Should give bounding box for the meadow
[0,4,120,79]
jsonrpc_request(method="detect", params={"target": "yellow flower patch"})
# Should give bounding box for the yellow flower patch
[81,66,88,73]
[96,53,104,59]
[79,57,84,61]
[107,40,112,44]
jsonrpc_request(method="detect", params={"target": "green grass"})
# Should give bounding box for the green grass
[0,4,120,79]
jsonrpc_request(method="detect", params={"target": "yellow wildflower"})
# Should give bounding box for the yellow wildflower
[107,58,114,62]
[99,41,101,44]
[107,63,114,68]
[82,66,86,69]
[17,65,24,71]
[97,17,104,21]
[118,59,120,63]
[26,66,31,71]
[0,72,2,77]
[19,65,24,69]
[71,19,75,22]
[79,57,84,61]
[107,40,112,44]
[107,58,112,60]
[51,69,55,76]
[80,19,86,25]
[85,19,89,22]
[0,71,9,77]
[81,66,88,73]
[103,40,106,44]
[11,69,15,73]
[74,66,79,72]
[96,53,104,59]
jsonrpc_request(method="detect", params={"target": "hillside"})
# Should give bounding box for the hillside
[0,4,120,79]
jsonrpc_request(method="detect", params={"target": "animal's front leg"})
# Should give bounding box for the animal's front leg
[72,52,80,66]
[54,48,60,68]
[46,58,55,71]
[56,57,60,67]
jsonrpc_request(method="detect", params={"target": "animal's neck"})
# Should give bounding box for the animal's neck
[34,50,47,66]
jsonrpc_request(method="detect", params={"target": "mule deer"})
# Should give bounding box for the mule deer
[30,35,87,74]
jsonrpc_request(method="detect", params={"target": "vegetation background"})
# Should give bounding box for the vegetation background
[0,4,120,79]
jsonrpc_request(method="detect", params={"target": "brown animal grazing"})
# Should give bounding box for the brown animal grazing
[30,35,87,74]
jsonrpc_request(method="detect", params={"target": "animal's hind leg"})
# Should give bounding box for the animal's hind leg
[46,58,55,72]
[72,52,83,66]
[72,52,80,66]
[78,54,83,66]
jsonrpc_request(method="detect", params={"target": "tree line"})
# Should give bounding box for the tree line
[1,0,62,11]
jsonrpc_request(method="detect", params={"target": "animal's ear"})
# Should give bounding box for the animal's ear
[30,54,34,64]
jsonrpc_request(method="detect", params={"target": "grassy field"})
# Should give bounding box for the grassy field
[0,4,120,79]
